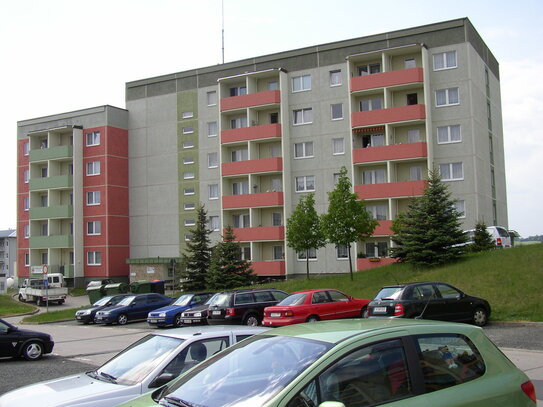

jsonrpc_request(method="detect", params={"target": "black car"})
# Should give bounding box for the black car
[0,318,54,360]
[207,288,288,326]
[180,293,219,325]
[367,282,491,326]
[75,294,131,324]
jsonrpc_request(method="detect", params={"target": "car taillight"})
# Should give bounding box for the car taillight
[226,308,236,316]
[394,303,404,316]
[284,310,294,317]
[521,381,536,403]
[496,237,502,246]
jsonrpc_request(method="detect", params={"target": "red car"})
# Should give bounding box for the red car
[262,289,370,327]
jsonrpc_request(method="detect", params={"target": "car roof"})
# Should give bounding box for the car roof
[380,281,449,289]
[218,288,285,294]
[151,325,270,340]
[263,318,481,344]
[290,289,338,294]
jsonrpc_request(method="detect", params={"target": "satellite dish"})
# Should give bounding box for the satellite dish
[6,277,14,289]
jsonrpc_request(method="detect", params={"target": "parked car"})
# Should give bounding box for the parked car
[75,294,131,324]
[367,282,491,326]
[117,319,537,407]
[179,293,219,326]
[94,293,172,325]
[147,292,213,327]
[262,289,370,326]
[0,318,54,360]
[0,325,268,407]
[207,288,288,326]
[464,225,513,248]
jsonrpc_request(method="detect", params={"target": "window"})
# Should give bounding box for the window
[185,219,196,226]
[23,196,29,211]
[231,116,248,129]
[24,253,30,266]
[41,222,48,236]
[336,245,348,259]
[86,131,100,146]
[182,127,194,134]
[231,148,248,162]
[183,157,194,165]
[404,58,416,68]
[209,184,219,200]
[437,125,461,144]
[454,200,466,217]
[184,187,195,195]
[433,51,457,70]
[366,241,389,257]
[297,248,317,260]
[183,141,194,149]
[207,153,218,168]
[207,121,218,137]
[182,111,193,119]
[367,205,387,220]
[184,172,195,180]
[270,144,281,157]
[185,234,193,241]
[363,169,386,184]
[69,251,74,265]
[360,98,382,111]
[439,163,463,181]
[23,141,29,156]
[24,224,29,238]
[294,142,314,158]
[40,194,48,207]
[184,203,196,210]
[269,112,279,124]
[292,74,311,92]
[87,251,102,266]
[333,172,341,185]
[86,191,101,205]
[87,221,101,235]
[436,88,459,106]
[206,91,217,106]
[41,252,48,265]
[410,165,423,181]
[272,212,282,226]
[23,169,29,183]
[332,138,344,155]
[209,216,219,231]
[406,93,418,105]
[358,63,381,76]
[40,138,48,149]
[268,81,278,91]
[293,108,313,125]
[230,85,247,96]
[41,167,48,178]
[273,245,283,260]
[232,181,249,195]
[407,129,421,143]
[233,214,250,228]
[295,175,315,192]
[271,177,282,192]
[331,103,343,120]
[86,161,100,176]
[329,70,342,86]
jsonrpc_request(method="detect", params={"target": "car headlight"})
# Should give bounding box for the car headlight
[194,312,201,317]
[81,310,91,315]
[159,312,166,317]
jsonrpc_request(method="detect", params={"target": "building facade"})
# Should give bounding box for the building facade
[17,106,129,287]
[16,18,507,283]
[0,230,17,293]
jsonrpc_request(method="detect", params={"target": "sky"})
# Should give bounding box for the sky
[1,0,542,237]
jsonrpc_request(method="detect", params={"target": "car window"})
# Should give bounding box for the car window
[374,287,403,300]
[416,334,485,393]
[234,293,254,305]
[0,320,10,333]
[328,290,349,302]
[287,339,412,407]
[235,334,252,342]
[272,290,289,301]
[254,291,274,302]
[311,291,330,304]
[414,284,436,300]
[496,227,509,237]
[133,296,147,305]
[209,293,232,307]
[435,284,461,299]
[278,293,307,306]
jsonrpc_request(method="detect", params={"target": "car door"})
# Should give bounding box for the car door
[326,290,358,319]
[409,284,441,320]
[433,283,472,322]
[310,290,334,319]
[0,321,18,357]
[130,295,149,320]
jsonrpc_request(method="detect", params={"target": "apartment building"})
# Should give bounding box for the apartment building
[16,18,507,283]
[17,106,129,287]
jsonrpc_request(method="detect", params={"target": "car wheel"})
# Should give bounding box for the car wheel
[174,314,183,327]
[117,314,128,325]
[58,299,65,305]
[244,314,259,326]
[306,315,319,323]
[21,341,44,361]
[361,307,369,318]
[473,308,488,327]
[18,294,25,302]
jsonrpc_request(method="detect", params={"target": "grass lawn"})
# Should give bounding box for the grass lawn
[0,294,36,318]
[22,306,87,324]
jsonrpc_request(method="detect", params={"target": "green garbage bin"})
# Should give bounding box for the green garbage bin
[104,282,129,296]
[130,280,151,294]
[86,284,106,304]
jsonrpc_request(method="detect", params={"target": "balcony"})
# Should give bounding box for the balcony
[251,260,286,276]
[350,68,423,92]
[355,180,427,199]
[221,90,280,112]
[357,257,396,271]
[30,234,73,249]
[29,175,73,191]
[373,220,393,236]
[29,145,73,162]
[231,226,285,242]
[223,192,284,209]
[353,142,427,164]
[352,105,425,128]
[221,123,281,144]
[30,205,73,220]
[222,157,282,176]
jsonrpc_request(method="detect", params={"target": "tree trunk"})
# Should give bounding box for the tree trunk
[306,249,310,280]
[348,243,353,281]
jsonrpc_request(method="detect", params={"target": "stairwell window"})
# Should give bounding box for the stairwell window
[293,108,313,125]
[433,51,457,70]
[207,121,218,137]
[209,216,220,231]
[23,141,30,156]
[182,111,193,119]
[23,169,29,183]
[437,125,461,144]
[454,200,466,218]
[292,74,311,92]
[208,184,219,200]
[23,196,29,211]
[184,187,195,196]
[295,175,315,192]
[182,127,194,134]
[184,203,196,210]
[87,251,102,266]
[24,253,30,266]
[439,163,464,181]
[207,153,218,168]
[206,91,217,106]
[436,88,459,107]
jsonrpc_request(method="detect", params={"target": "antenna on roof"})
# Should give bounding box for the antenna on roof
[221,0,225,64]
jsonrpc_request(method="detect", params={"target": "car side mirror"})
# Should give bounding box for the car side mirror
[148,373,175,389]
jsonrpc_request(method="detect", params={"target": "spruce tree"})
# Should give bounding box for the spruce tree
[206,225,256,290]
[181,204,212,291]
[469,221,495,252]
[390,168,466,268]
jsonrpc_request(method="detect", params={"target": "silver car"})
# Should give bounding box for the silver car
[0,325,268,407]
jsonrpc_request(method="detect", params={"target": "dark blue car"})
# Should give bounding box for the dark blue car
[94,293,172,325]
[147,292,213,327]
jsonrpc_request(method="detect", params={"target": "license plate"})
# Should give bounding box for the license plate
[212,311,221,315]
[183,319,192,324]
[373,307,387,314]
[270,312,281,317]
[76,316,81,320]
[149,319,157,323]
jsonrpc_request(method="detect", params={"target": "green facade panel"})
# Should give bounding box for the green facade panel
[30,235,73,249]
[30,205,73,220]
[29,145,73,162]
[29,175,73,191]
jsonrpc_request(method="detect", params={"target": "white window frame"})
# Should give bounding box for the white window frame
[87,221,101,236]
[209,184,219,200]
[437,125,462,144]
[185,219,196,226]
[331,103,343,120]
[268,81,279,91]
[407,129,421,143]
[24,169,29,183]
[454,200,466,218]
[295,175,315,192]
[231,117,248,129]
[292,74,311,92]
[367,204,388,220]
[293,108,313,125]
[183,141,194,149]
[329,70,342,87]
[232,181,249,195]
[294,141,314,159]
[182,127,194,134]
[184,187,195,196]
[207,152,218,168]
[363,169,386,185]
[184,172,195,180]
[183,157,195,165]
[233,213,250,228]
[23,141,30,156]
[24,224,30,238]
[297,248,317,261]
[433,51,457,71]
[86,131,100,146]
[24,252,30,266]
[231,148,248,162]
[207,121,218,137]
[404,58,416,69]
[206,91,217,106]
[86,161,101,176]
[332,138,345,155]
[23,196,29,211]
[439,162,464,181]
[272,212,282,226]
[410,165,423,181]
[182,111,194,119]
[87,251,102,266]
[336,245,349,260]
[184,203,196,210]
[273,245,284,260]
[209,216,220,231]
[360,98,383,112]
[435,88,459,107]
[86,191,101,206]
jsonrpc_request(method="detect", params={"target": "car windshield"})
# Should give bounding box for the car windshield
[172,294,192,306]
[161,335,332,406]
[117,296,136,306]
[92,296,114,307]
[277,293,307,306]
[375,287,403,300]
[208,293,232,307]
[94,334,183,386]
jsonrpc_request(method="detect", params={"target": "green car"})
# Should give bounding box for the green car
[117,319,536,407]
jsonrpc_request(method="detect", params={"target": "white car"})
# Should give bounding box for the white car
[464,225,512,248]
[0,326,268,407]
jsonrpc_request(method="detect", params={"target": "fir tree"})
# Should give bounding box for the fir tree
[286,193,326,279]
[469,221,496,252]
[390,168,467,268]
[181,204,212,291]
[206,225,256,290]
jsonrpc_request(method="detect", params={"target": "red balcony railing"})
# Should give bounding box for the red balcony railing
[222,192,284,209]
[373,220,393,236]
[353,142,427,164]
[222,157,282,176]
[355,180,427,199]
[251,260,286,276]
[231,226,285,242]
[350,68,423,92]
[352,105,425,128]
[221,123,281,144]
[221,90,280,111]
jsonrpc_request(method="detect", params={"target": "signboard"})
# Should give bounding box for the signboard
[43,264,49,275]
[146,267,155,274]
[31,266,43,275]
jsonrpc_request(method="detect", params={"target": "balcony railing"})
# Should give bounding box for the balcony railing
[29,175,73,191]
[221,90,280,111]
[251,260,286,276]
[231,226,285,242]
[29,145,73,162]
[223,192,284,209]
[355,180,427,199]
[353,142,427,164]
[221,123,281,144]
[30,234,73,249]
[352,105,425,128]
[373,220,393,236]
[222,157,282,176]
[350,68,423,92]
[30,205,73,220]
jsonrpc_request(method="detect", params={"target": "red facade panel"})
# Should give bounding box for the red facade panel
[105,126,129,157]
[352,104,426,127]
[355,180,427,199]
[357,257,397,271]
[221,124,282,144]
[251,261,286,276]
[231,226,285,242]
[222,157,282,176]
[222,192,284,209]
[220,90,280,111]
[353,142,428,163]
[350,68,423,92]
[107,216,130,245]
[17,250,29,278]
[106,186,129,216]
[106,246,130,277]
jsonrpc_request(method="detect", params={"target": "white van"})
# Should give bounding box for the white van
[464,226,512,248]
